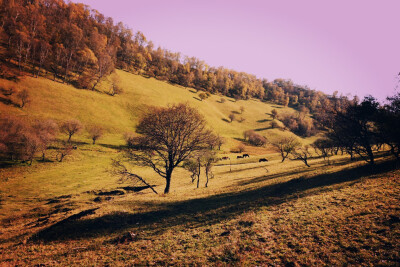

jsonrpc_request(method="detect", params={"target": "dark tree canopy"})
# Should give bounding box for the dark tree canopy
[126,103,216,193]
[328,96,379,164]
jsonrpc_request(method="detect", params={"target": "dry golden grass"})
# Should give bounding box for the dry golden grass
[0,73,399,265]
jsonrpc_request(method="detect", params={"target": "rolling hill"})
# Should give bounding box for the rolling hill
[0,72,399,266]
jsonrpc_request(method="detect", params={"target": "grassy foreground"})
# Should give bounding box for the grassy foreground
[1,155,399,266]
[0,72,399,265]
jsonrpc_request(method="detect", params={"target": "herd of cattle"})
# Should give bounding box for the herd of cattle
[220,154,268,162]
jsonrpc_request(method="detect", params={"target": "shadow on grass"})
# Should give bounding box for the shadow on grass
[0,96,19,107]
[99,143,127,150]
[222,118,231,123]
[0,161,20,169]
[257,119,271,123]
[254,127,271,131]
[30,160,398,243]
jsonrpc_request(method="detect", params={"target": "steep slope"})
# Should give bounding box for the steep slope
[0,70,307,146]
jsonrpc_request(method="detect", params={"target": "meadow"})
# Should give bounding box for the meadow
[0,71,399,265]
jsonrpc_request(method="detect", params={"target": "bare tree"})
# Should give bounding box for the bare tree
[312,138,334,165]
[0,115,29,161]
[111,159,158,194]
[16,88,31,108]
[88,125,103,144]
[291,146,312,167]
[33,119,58,161]
[125,103,216,194]
[57,143,73,162]
[204,152,217,188]
[270,137,300,162]
[183,151,216,188]
[183,157,201,188]
[216,135,225,150]
[61,119,83,143]
[21,132,41,165]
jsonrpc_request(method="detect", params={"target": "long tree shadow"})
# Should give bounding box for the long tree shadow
[0,96,19,107]
[30,160,398,243]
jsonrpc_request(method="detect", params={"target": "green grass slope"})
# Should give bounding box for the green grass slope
[0,69,304,145]
[1,71,398,266]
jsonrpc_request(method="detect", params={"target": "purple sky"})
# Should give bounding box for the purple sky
[71,0,400,101]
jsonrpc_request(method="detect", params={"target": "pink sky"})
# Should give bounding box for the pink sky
[71,0,400,101]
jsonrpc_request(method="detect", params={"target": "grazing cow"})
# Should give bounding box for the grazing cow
[243,154,250,158]
[259,158,268,162]
[237,155,243,159]
[72,145,78,150]
[222,156,230,160]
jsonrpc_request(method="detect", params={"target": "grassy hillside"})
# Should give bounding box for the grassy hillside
[0,72,399,265]
[0,70,306,145]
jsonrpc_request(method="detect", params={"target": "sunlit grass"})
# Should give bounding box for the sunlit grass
[0,73,399,265]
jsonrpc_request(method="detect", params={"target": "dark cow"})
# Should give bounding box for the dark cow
[237,155,243,159]
[222,156,230,160]
[243,154,250,158]
[259,158,268,162]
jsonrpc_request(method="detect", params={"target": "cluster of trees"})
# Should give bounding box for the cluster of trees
[0,0,351,108]
[183,151,217,189]
[278,110,317,137]
[0,115,57,164]
[0,115,104,164]
[1,0,116,89]
[263,79,352,113]
[314,92,400,165]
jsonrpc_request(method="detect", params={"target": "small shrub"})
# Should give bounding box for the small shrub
[271,120,279,129]
[231,143,246,153]
[243,130,266,146]
[228,113,235,122]
[16,88,31,108]
[271,109,278,119]
[199,92,208,101]
[248,133,266,146]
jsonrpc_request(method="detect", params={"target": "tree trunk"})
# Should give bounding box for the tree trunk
[197,161,201,188]
[366,146,374,165]
[164,173,171,194]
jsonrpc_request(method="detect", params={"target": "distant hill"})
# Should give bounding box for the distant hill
[0,0,350,117]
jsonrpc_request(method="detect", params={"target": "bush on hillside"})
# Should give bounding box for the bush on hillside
[0,115,59,164]
[279,112,317,137]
